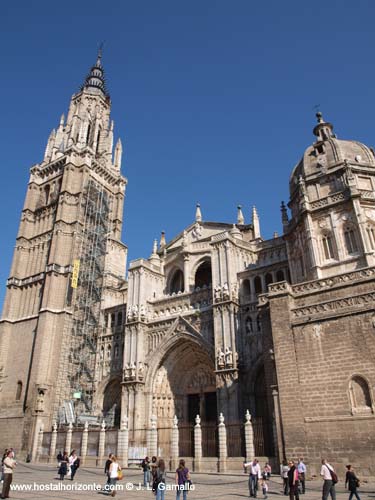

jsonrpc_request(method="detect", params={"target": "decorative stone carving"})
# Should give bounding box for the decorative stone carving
[217,348,225,368]
[225,347,233,368]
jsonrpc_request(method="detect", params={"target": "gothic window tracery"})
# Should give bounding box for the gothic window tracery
[366,225,375,250]
[343,227,359,255]
[194,260,212,288]
[321,233,335,260]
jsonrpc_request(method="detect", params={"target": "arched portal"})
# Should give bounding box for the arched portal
[151,339,216,426]
[102,378,122,428]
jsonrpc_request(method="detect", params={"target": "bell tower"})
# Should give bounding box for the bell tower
[0,51,127,454]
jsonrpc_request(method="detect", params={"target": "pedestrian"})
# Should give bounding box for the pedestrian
[104,453,113,491]
[69,451,80,480]
[298,458,306,494]
[58,451,69,480]
[287,460,299,500]
[264,463,272,479]
[150,455,158,481]
[154,459,167,500]
[345,465,361,500]
[141,456,151,487]
[1,450,16,499]
[1,450,8,484]
[244,458,261,498]
[175,459,191,500]
[280,460,290,496]
[57,451,63,464]
[320,459,337,500]
[261,477,269,499]
[108,455,121,497]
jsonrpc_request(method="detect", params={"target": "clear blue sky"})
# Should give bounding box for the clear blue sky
[1,0,375,309]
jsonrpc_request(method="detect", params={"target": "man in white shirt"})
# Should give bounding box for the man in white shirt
[298,458,307,494]
[244,458,261,497]
[320,459,336,500]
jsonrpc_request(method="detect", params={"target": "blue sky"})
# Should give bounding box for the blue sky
[1,0,375,309]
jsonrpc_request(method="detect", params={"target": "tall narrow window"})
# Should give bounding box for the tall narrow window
[322,234,335,260]
[96,128,101,153]
[344,228,358,254]
[86,123,91,145]
[349,376,373,413]
[367,227,375,250]
[16,381,22,401]
[44,185,50,204]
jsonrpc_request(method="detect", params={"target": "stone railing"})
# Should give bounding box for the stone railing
[310,190,346,210]
[291,267,375,296]
[151,287,212,320]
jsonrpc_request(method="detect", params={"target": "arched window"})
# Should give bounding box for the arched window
[349,376,373,413]
[322,233,335,260]
[254,276,262,294]
[344,228,358,254]
[44,185,50,205]
[276,269,285,282]
[16,381,22,401]
[265,273,273,288]
[170,269,184,294]
[242,279,251,296]
[194,261,212,288]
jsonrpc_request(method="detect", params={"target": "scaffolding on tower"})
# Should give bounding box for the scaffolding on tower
[67,178,112,419]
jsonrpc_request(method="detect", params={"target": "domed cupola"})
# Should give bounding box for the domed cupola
[289,112,375,197]
[284,112,375,284]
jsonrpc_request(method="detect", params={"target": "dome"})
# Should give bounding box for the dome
[289,113,375,194]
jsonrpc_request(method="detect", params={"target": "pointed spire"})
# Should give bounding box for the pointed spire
[237,205,245,225]
[81,48,109,98]
[44,129,56,161]
[59,114,65,127]
[114,138,122,169]
[159,231,166,248]
[252,206,260,239]
[149,239,160,265]
[281,201,289,226]
[195,203,202,222]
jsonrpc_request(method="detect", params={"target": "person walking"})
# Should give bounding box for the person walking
[321,459,337,500]
[141,456,151,487]
[244,458,261,498]
[104,453,113,491]
[150,456,158,482]
[175,459,191,500]
[1,450,16,499]
[155,459,167,500]
[281,460,290,496]
[288,460,299,500]
[108,455,121,497]
[261,477,269,499]
[298,458,307,494]
[58,451,69,480]
[264,463,272,479]
[69,451,80,481]
[345,465,361,500]
[0,450,8,484]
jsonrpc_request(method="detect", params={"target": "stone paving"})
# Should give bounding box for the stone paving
[2,463,375,500]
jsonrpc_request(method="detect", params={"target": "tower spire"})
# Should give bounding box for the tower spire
[195,203,202,222]
[237,205,245,225]
[81,48,109,98]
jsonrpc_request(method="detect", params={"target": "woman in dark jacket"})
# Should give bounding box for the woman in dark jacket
[345,465,361,500]
[58,451,69,480]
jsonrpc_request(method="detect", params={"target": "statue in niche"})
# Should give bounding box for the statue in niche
[138,362,144,380]
[225,346,233,368]
[245,317,253,334]
[217,348,225,369]
[35,388,45,412]
[214,284,222,301]
[130,362,136,379]
[222,283,230,300]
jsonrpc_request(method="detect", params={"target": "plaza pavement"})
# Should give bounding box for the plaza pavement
[3,462,375,500]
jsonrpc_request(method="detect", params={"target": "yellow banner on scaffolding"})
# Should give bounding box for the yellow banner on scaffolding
[71,259,80,289]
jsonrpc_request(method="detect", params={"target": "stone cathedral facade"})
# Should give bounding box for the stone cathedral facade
[1,54,375,474]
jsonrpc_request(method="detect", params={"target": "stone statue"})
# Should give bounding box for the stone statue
[130,362,136,379]
[35,389,45,412]
[138,362,144,380]
[225,346,233,367]
[217,348,225,369]
[214,284,222,301]
[195,414,201,426]
[222,282,230,300]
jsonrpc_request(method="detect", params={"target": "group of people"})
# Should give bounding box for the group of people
[244,459,272,499]
[104,454,122,497]
[249,457,362,500]
[0,449,16,499]
[141,456,192,500]
[56,450,80,481]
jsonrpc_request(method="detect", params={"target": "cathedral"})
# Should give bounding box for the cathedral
[0,52,375,475]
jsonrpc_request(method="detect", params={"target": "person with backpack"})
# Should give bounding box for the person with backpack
[321,459,337,500]
[345,465,361,500]
[175,459,191,500]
